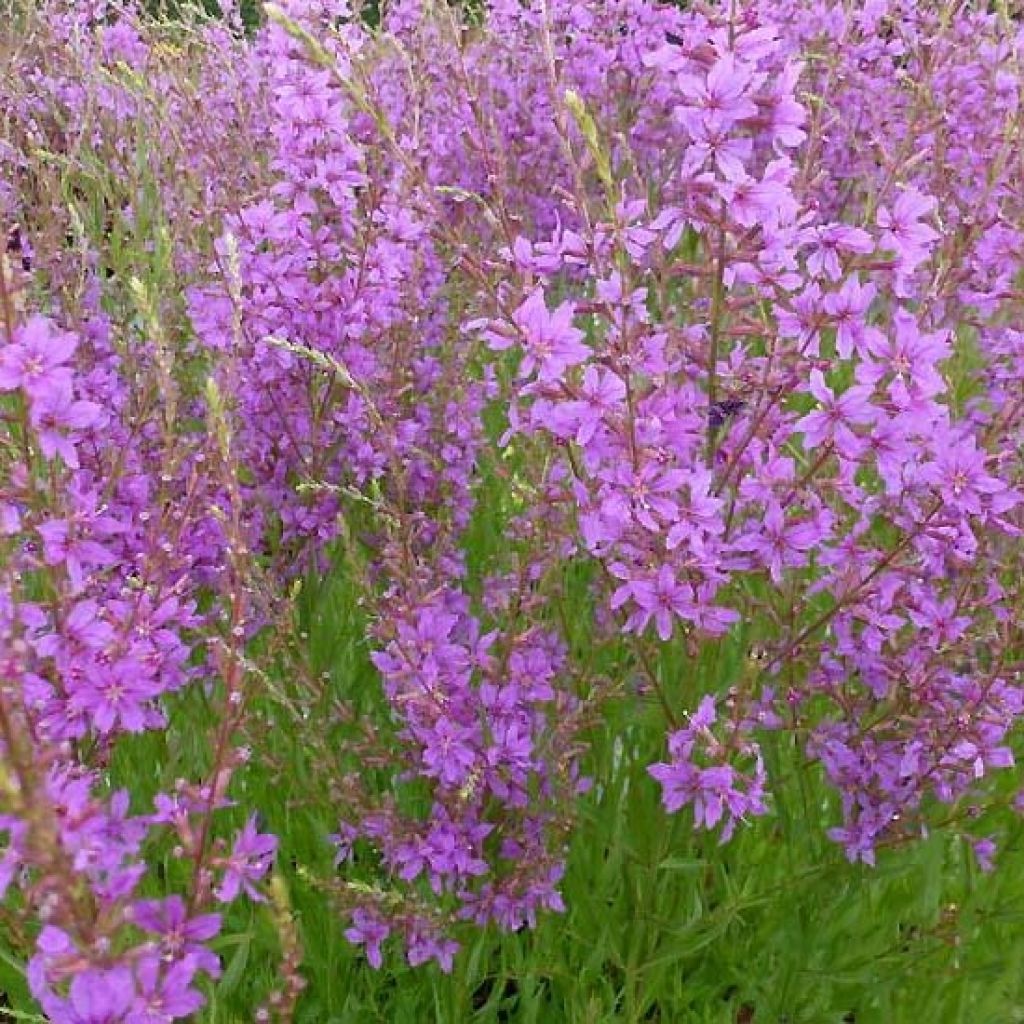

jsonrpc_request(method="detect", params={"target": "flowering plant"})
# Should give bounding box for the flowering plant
[0,0,1023,1018]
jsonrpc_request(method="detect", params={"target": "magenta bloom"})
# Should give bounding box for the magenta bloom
[648,696,767,842]
[130,956,206,1023]
[69,659,157,735]
[511,287,589,383]
[876,187,940,273]
[806,223,873,281]
[131,895,222,978]
[215,815,278,903]
[345,907,391,969]
[794,369,875,453]
[29,383,101,468]
[420,716,479,788]
[568,366,625,446]
[735,500,822,583]
[859,312,949,399]
[823,277,876,358]
[625,566,694,641]
[675,54,759,135]
[35,600,114,658]
[919,435,1006,516]
[67,967,135,1024]
[0,315,77,399]
[406,920,459,973]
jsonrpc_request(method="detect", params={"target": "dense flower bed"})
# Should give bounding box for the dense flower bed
[1,0,1023,1018]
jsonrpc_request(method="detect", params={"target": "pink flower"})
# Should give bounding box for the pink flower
[567,366,625,446]
[794,369,875,453]
[621,565,694,641]
[877,187,940,273]
[345,908,390,969]
[807,223,873,281]
[131,896,222,978]
[919,434,1005,516]
[131,956,206,1022]
[823,277,876,358]
[215,816,277,903]
[29,383,101,468]
[735,501,821,583]
[512,288,590,383]
[0,315,76,399]
[675,54,760,135]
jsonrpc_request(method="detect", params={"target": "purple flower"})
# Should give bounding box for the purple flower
[876,187,940,273]
[29,383,101,468]
[420,716,479,788]
[735,500,822,583]
[36,600,114,658]
[406,921,459,973]
[67,967,135,1024]
[620,565,694,641]
[568,366,625,446]
[858,312,949,398]
[648,696,767,842]
[345,907,390,969]
[823,277,875,358]
[611,462,685,533]
[511,288,589,383]
[794,369,875,453]
[215,816,278,903]
[675,54,759,136]
[717,160,799,228]
[807,223,873,281]
[128,957,205,1023]
[130,896,222,978]
[69,659,157,735]
[972,838,996,873]
[919,434,1005,516]
[0,315,76,399]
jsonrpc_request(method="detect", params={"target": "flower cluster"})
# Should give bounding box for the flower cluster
[1,0,1023,1007]
[0,299,278,1019]
[648,695,769,842]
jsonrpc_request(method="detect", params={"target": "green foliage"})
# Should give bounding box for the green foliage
[144,0,263,29]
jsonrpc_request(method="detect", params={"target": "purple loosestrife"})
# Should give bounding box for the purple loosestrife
[216,815,280,903]
[337,582,581,968]
[2,0,1024,997]
[648,695,768,842]
[0,211,276,1019]
[469,0,1024,870]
